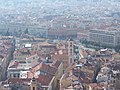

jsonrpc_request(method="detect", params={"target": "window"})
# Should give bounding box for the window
[10,74,11,78]
[40,70,46,76]
[13,74,16,78]
[17,74,20,78]
[70,49,72,53]
[113,80,115,83]
[70,42,72,47]
[70,58,72,63]
[33,87,35,90]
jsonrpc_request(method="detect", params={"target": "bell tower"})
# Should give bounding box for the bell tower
[30,77,37,90]
[67,38,74,65]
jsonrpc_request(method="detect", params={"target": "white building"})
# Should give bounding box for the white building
[96,73,108,83]
[89,29,120,47]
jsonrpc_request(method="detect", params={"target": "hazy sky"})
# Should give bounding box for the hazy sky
[0,0,119,14]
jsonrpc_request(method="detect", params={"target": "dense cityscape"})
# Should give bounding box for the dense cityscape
[0,0,120,90]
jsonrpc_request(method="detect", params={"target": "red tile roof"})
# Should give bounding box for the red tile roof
[8,61,19,68]
[53,60,62,68]
[5,74,53,86]
[35,62,57,75]
[37,73,53,86]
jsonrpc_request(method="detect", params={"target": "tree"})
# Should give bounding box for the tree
[18,29,22,34]
[5,30,10,36]
[115,45,120,52]
[24,28,29,34]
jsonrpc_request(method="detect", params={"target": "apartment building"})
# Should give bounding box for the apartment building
[89,29,120,47]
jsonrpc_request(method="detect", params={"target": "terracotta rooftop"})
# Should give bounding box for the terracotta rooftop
[8,60,19,69]
[53,60,62,68]
[4,74,53,86]
[31,62,57,76]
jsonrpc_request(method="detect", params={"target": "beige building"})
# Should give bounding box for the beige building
[13,48,36,60]
[27,60,63,90]
[7,54,39,79]
[89,29,120,47]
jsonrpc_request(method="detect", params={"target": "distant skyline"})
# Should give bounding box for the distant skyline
[0,0,120,10]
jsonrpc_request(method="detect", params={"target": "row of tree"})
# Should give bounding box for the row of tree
[2,28,29,37]
[80,40,120,52]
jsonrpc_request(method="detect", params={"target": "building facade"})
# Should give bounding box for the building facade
[89,29,120,47]
[67,39,74,65]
